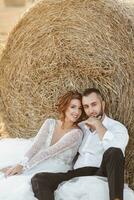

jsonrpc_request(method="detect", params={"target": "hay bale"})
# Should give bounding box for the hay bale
[0,114,9,138]
[0,0,134,188]
[0,46,9,138]
[0,45,3,57]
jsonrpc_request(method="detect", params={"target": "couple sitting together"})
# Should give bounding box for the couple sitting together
[0,88,134,200]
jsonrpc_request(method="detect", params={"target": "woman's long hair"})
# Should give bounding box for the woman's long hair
[57,91,84,124]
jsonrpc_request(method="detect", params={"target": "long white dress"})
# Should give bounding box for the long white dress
[0,118,83,200]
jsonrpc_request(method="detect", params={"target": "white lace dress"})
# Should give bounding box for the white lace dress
[0,118,83,200]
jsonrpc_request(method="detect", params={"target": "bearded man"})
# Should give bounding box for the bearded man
[31,88,129,200]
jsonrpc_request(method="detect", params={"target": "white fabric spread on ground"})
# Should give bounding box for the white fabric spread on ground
[0,137,134,200]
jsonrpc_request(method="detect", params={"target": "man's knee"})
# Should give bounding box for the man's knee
[31,172,52,186]
[104,147,124,159]
[31,174,39,186]
[31,172,64,191]
[31,174,39,182]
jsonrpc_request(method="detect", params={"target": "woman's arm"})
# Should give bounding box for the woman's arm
[20,118,52,164]
[24,129,83,170]
[3,118,52,176]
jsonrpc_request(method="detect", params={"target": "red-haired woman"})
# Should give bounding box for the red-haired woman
[0,91,83,200]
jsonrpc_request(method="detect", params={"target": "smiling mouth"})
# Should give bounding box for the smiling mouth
[72,115,79,119]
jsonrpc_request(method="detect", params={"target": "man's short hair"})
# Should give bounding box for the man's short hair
[82,88,104,101]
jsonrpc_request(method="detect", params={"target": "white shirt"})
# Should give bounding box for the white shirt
[74,115,129,169]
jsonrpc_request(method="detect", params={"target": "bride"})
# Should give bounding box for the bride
[0,91,84,200]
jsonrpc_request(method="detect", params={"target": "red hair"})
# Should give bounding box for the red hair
[57,91,83,123]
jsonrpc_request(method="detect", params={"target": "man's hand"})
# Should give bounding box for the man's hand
[1,164,23,177]
[84,117,107,140]
[84,117,102,130]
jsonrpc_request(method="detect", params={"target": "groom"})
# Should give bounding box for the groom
[31,88,129,200]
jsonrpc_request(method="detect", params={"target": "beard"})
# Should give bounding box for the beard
[95,112,103,119]
[96,107,104,119]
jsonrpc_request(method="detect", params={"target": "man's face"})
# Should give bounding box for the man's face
[82,92,105,118]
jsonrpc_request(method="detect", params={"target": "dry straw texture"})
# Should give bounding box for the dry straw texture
[4,0,26,7]
[0,45,3,57]
[0,0,134,189]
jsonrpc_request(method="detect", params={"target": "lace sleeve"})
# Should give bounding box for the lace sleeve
[24,129,83,170]
[19,118,52,167]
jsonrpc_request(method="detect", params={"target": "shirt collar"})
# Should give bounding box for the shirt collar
[102,114,109,127]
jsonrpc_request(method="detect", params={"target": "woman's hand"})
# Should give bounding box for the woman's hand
[0,166,12,173]
[2,164,23,177]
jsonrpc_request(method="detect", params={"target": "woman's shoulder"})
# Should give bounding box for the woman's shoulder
[41,118,56,127]
[72,126,83,135]
[44,117,56,122]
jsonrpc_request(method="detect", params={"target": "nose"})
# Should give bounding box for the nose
[74,108,81,115]
[85,107,93,115]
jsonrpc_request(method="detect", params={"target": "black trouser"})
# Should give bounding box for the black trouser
[31,147,125,200]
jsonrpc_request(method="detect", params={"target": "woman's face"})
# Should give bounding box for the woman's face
[64,99,82,123]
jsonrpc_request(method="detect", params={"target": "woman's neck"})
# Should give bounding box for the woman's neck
[61,119,75,130]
